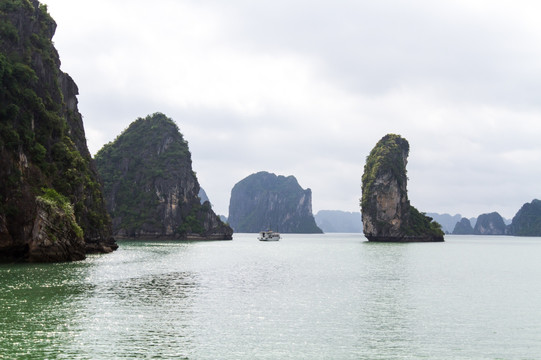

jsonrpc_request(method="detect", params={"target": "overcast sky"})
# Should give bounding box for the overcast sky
[44,0,541,219]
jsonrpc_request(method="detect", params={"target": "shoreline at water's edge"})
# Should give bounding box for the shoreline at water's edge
[365,235,444,242]
[113,235,233,241]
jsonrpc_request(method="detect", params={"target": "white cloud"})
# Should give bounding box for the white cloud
[45,0,541,219]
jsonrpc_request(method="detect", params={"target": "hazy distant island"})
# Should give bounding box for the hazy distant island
[472,212,507,235]
[228,171,322,233]
[94,113,232,240]
[450,213,508,235]
[0,0,116,262]
[315,210,362,233]
[445,202,541,236]
[508,199,541,236]
[361,134,444,242]
[452,218,475,235]
[425,213,463,234]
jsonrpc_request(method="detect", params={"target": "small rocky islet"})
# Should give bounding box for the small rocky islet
[361,134,444,242]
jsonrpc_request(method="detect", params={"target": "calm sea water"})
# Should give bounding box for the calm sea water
[1,234,540,359]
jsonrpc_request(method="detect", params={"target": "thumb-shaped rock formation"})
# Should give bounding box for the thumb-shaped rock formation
[361,134,444,242]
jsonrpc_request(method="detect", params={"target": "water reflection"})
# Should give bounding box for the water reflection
[356,242,418,358]
[67,244,200,359]
[2,236,541,359]
[0,261,93,359]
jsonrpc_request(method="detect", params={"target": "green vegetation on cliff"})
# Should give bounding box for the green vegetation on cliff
[361,134,443,240]
[0,0,115,261]
[403,205,444,237]
[95,113,192,233]
[361,134,409,219]
[94,113,232,239]
[37,187,83,239]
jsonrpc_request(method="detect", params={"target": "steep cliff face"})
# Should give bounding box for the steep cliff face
[0,0,116,262]
[473,212,507,235]
[452,217,474,235]
[228,171,322,233]
[361,134,444,242]
[508,199,541,236]
[94,113,232,240]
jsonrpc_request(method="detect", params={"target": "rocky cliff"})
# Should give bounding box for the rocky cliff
[361,134,444,242]
[0,0,116,262]
[228,171,322,233]
[508,199,541,236]
[473,212,506,235]
[94,113,232,240]
[452,218,474,235]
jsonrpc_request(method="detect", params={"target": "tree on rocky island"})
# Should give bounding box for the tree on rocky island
[361,134,444,242]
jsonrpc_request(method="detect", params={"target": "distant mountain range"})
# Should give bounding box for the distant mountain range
[311,204,541,236]
[428,202,541,236]
[314,210,362,233]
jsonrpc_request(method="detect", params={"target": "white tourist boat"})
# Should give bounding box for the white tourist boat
[258,230,280,241]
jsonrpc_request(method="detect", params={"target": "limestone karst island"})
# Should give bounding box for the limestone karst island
[94,113,233,240]
[0,0,117,262]
[228,171,322,234]
[361,134,444,242]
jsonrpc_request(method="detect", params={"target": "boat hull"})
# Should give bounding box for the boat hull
[259,237,280,241]
[258,231,280,241]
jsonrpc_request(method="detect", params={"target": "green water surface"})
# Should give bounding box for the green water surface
[1,234,540,359]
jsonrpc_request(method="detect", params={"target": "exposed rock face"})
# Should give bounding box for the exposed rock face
[473,212,507,235]
[228,171,323,233]
[94,113,232,240]
[508,199,541,236]
[361,134,444,242]
[0,0,116,262]
[28,194,86,262]
[452,218,474,235]
[315,210,362,233]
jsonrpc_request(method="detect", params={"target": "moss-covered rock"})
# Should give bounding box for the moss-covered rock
[28,188,86,262]
[361,134,444,242]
